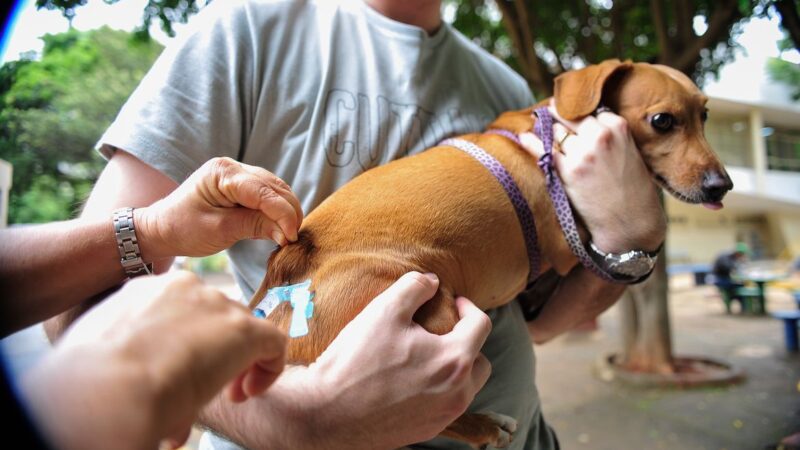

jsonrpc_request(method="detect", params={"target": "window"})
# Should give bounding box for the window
[705,116,753,168]
[765,127,800,172]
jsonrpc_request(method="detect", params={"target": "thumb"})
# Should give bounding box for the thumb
[227,207,288,246]
[519,132,544,159]
[370,272,440,322]
[162,425,192,450]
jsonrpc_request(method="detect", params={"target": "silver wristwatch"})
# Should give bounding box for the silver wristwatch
[113,207,153,278]
[588,241,661,283]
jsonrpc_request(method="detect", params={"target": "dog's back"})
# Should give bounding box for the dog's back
[249,140,547,364]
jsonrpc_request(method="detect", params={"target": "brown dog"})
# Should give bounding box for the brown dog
[248,59,732,448]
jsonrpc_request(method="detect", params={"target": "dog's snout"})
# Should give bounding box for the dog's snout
[701,170,733,202]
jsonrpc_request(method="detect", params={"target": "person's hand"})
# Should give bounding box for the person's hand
[520,100,666,253]
[205,272,493,450]
[136,157,303,260]
[304,272,493,448]
[22,271,287,450]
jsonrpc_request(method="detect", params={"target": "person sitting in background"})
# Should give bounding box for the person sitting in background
[711,243,749,312]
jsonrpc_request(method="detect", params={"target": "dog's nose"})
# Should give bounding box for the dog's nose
[702,170,733,202]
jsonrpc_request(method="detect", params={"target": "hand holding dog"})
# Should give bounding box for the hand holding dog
[520,101,666,253]
[137,157,304,260]
[303,272,493,449]
[22,271,287,450]
[205,272,493,450]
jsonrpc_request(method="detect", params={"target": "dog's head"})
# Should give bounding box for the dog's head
[554,59,733,209]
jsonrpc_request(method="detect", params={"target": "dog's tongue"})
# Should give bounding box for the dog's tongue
[703,202,723,210]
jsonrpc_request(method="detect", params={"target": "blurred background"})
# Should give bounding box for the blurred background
[1,0,799,448]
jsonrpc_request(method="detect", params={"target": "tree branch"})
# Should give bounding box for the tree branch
[575,0,596,62]
[675,0,695,48]
[671,0,743,74]
[775,0,800,52]
[650,0,672,61]
[610,0,627,57]
[496,0,553,95]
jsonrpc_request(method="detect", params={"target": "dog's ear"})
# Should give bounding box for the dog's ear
[553,59,633,120]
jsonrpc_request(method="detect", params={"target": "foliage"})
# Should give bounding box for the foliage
[0,27,162,223]
[767,36,800,100]
[36,0,211,38]
[765,0,800,52]
[37,0,800,97]
[181,253,230,274]
[445,0,767,96]
[767,57,800,99]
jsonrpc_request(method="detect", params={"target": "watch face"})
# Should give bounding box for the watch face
[612,255,654,278]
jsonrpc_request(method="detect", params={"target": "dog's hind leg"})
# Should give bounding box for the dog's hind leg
[410,287,519,448]
[441,412,518,449]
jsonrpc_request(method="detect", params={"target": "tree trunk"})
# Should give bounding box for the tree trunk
[617,240,674,373]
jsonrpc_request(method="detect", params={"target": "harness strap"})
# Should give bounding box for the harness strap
[439,138,541,283]
[532,107,618,283]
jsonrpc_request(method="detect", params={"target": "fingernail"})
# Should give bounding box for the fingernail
[271,231,286,246]
[423,272,439,282]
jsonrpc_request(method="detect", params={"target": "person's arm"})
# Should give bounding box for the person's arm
[5,151,302,339]
[21,271,287,450]
[527,266,625,344]
[34,151,492,449]
[521,102,666,343]
[199,272,493,450]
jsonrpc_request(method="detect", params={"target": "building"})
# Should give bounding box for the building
[666,82,800,264]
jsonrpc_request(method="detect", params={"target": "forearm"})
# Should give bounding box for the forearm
[528,266,625,344]
[199,368,324,450]
[0,212,172,337]
[0,218,123,336]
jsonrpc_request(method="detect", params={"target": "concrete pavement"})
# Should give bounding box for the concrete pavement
[535,276,800,450]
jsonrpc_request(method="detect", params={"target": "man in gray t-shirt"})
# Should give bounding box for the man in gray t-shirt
[101,2,546,448]
[71,0,665,449]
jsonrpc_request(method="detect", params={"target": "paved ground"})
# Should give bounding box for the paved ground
[536,275,800,450]
[3,273,799,450]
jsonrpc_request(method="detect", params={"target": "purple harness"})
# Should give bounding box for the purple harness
[439,137,541,282]
[441,107,617,283]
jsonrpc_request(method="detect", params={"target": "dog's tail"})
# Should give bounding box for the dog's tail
[248,229,317,310]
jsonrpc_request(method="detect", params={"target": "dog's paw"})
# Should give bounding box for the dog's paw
[478,412,517,449]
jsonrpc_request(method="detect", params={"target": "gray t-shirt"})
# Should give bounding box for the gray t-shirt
[99,0,555,449]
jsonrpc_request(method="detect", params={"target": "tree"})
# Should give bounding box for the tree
[448,1,780,97]
[36,0,210,38]
[771,0,800,51]
[0,27,162,223]
[767,37,800,100]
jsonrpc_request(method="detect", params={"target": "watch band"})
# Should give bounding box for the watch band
[113,207,153,278]
[587,241,662,284]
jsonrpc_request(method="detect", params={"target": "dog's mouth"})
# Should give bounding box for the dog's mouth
[653,174,724,210]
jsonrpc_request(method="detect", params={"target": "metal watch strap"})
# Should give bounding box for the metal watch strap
[113,207,153,278]
[588,241,662,284]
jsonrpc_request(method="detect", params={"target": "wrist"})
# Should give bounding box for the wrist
[279,366,339,450]
[132,206,171,262]
[198,366,332,450]
[588,211,665,254]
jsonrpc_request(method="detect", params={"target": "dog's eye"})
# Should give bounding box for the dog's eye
[701,110,708,122]
[651,113,675,132]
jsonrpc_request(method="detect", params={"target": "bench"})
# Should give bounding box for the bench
[717,286,764,314]
[667,263,712,286]
[773,311,800,352]
[735,286,765,314]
